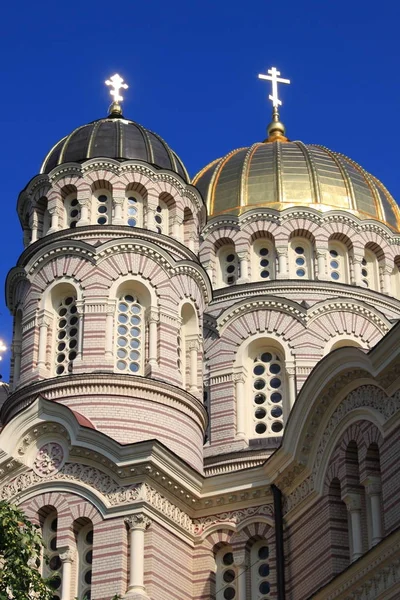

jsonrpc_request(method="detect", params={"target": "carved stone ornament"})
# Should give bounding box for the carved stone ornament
[193,504,273,535]
[59,548,76,563]
[125,513,152,531]
[33,443,65,476]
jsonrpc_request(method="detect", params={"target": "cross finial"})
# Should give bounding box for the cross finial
[258,67,290,110]
[105,73,129,116]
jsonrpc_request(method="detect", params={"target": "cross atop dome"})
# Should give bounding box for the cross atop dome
[258,66,291,142]
[105,73,129,117]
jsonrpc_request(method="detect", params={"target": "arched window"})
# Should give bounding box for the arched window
[64,193,80,228]
[217,245,239,287]
[115,293,144,375]
[361,248,380,291]
[41,509,62,599]
[11,309,23,389]
[215,547,237,600]
[250,541,271,599]
[126,193,144,228]
[250,348,285,437]
[364,443,384,548]
[37,197,51,237]
[289,237,313,279]
[343,441,367,561]
[251,239,276,281]
[328,479,350,575]
[74,520,93,600]
[154,199,168,234]
[391,259,400,298]
[94,189,112,225]
[52,287,79,376]
[183,207,195,248]
[180,302,199,391]
[328,241,350,283]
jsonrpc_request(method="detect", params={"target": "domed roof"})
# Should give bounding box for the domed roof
[193,140,400,230]
[41,116,189,182]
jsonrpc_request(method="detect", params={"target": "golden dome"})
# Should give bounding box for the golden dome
[193,141,400,231]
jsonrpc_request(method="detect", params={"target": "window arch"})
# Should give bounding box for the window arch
[179,302,199,391]
[64,192,80,229]
[40,508,62,599]
[328,240,350,283]
[92,183,112,226]
[36,197,51,237]
[183,207,195,248]
[217,245,239,287]
[251,239,276,281]
[215,546,237,600]
[289,237,313,279]
[250,541,271,600]
[240,339,287,439]
[114,281,151,376]
[50,284,79,376]
[125,192,144,228]
[391,258,400,298]
[74,519,93,600]
[327,478,350,575]
[361,247,380,291]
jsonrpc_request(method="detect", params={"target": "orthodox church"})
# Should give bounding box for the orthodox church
[1,70,400,600]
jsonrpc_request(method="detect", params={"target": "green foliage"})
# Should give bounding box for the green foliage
[0,500,54,600]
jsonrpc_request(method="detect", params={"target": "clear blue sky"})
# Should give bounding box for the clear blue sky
[0,0,399,380]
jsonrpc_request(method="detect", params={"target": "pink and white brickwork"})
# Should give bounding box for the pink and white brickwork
[1,110,400,600]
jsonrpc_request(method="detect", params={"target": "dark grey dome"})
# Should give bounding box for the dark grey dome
[41,116,189,182]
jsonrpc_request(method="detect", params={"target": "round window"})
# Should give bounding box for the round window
[271,421,283,433]
[330,260,339,269]
[255,422,267,434]
[253,365,265,376]
[295,257,305,266]
[258,546,269,560]
[254,379,266,390]
[254,393,266,404]
[331,272,340,280]
[260,270,270,278]
[255,408,266,419]
[295,246,304,254]
[296,268,305,277]
[98,195,107,202]
[222,553,234,566]
[260,352,272,363]
[330,249,338,257]
[270,378,281,389]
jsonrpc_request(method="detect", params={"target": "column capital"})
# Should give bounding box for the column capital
[233,372,246,384]
[276,247,288,257]
[146,307,159,323]
[343,491,362,512]
[363,476,382,496]
[59,547,76,563]
[237,250,249,260]
[125,513,152,531]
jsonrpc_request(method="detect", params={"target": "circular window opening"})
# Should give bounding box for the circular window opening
[226,254,235,263]
[254,379,266,390]
[253,365,265,376]
[270,392,282,403]
[223,588,236,600]
[222,552,234,566]
[331,272,340,280]
[270,378,281,389]
[271,406,283,418]
[259,248,269,256]
[260,352,272,363]
[260,270,270,278]
[296,268,305,277]
[258,563,269,577]
[295,257,305,266]
[269,363,281,374]
[255,408,266,419]
[254,393,266,404]
[258,546,269,560]
[223,570,235,583]
[259,581,270,595]
[295,246,304,254]
[98,195,107,202]
[271,421,283,433]
[97,217,107,225]
[255,422,267,434]
[128,218,137,227]
[330,260,339,269]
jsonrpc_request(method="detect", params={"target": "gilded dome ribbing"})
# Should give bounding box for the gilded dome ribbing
[41,116,189,182]
[193,141,400,230]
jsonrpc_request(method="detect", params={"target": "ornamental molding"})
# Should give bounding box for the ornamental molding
[283,384,396,514]
[125,513,152,531]
[311,530,400,600]
[33,442,65,476]
[201,208,400,245]
[193,504,274,535]
[16,423,70,457]
[2,374,207,430]
[210,281,400,321]
[218,298,305,329]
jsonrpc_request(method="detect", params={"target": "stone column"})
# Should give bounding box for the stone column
[276,248,288,279]
[59,548,75,600]
[316,250,326,280]
[147,308,159,367]
[11,341,22,390]
[37,315,50,370]
[353,258,363,286]
[203,262,214,284]
[171,216,183,240]
[47,207,60,234]
[30,212,38,243]
[125,514,152,599]
[237,252,249,283]
[286,366,296,410]
[382,266,392,295]
[105,303,116,359]
[233,372,247,438]
[234,555,247,600]
[77,198,90,226]
[188,338,200,394]
[364,477,383,546]
[113,197,125,225]
[343,492,363,561]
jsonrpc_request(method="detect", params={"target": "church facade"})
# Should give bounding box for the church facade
[1,74,400,600]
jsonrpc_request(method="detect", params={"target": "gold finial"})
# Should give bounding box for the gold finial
[258,66,290,142]
[105,73,129,117]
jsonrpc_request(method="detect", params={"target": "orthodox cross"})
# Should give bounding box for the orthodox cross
[105,73,129,104]
[258,67,290,109]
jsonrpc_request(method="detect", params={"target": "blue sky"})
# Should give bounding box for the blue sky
[0,0,399,380]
